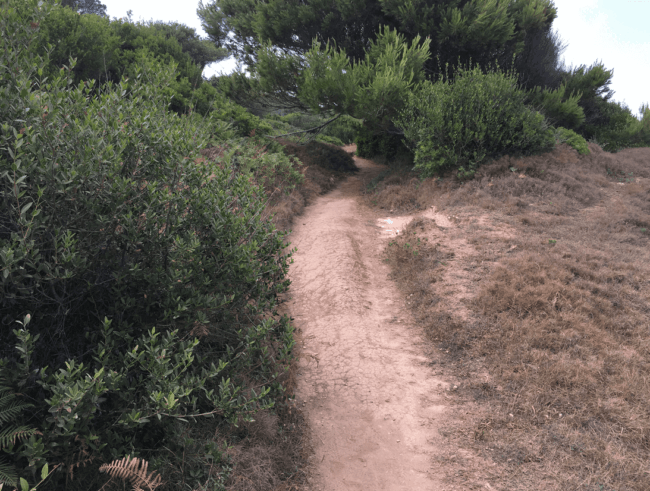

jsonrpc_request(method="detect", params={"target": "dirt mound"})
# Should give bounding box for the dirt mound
[366,143,650,218]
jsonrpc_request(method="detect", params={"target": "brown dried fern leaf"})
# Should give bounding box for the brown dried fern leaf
[66,436,95,483]
[99,456,162,491]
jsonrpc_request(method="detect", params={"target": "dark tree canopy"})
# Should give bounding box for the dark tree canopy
[149,21,229,70]
[198,0,560,83]
[200,0,628,145]
[60,0,107,16]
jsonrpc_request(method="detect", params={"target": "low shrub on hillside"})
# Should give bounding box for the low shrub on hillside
[0,3,295,489]
[590,101,650,152]
[554,127,590,155]
[397,62,556,179]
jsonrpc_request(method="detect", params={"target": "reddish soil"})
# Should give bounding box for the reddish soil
[287,147,451,490]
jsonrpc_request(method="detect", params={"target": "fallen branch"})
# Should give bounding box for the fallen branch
[266,113,342,139]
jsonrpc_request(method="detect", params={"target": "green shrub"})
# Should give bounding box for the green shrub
[320,115,361,144]
[589,100,650,152]
[397,62,556,178]
[0,2,294,488]
[211,92,274,137]
[554,126,590,155]
[355,125,413,163]
[315,133,345,146]
[229,137,304,195]
[36,5,229,119]
[525,83,585,130]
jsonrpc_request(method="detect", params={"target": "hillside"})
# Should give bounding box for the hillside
[365,142,650,489]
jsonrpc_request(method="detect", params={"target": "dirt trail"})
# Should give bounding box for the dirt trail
[287,148,449,490]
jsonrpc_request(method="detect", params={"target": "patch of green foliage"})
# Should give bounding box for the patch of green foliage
[0,2,298,489]
[354,125,414,167]
[554,127,590,155]
[263,112,361,146]
[255,27,430,133]
[397,62,556,178]
[589,101,650,152]
[199,0,558,90]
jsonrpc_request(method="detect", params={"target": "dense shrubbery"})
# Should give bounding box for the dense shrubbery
[397,63,556,178]
[0,2,297,489]
[525,62,650,153]
[354,126,413,165]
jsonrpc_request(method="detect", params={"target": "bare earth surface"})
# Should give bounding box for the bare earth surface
[287,149,449,490]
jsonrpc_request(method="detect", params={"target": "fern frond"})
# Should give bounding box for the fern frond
[0,425,37,448]
[0,396,32,425]
[99,457,162,491]
[0,458,18,487]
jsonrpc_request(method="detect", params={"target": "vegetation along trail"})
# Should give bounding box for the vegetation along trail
[286,146,448,490]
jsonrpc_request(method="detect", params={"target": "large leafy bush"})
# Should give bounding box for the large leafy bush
[0,1,294,489]
[397,62,556,178]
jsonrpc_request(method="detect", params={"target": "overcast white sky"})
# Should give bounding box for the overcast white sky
[102,0,649,119]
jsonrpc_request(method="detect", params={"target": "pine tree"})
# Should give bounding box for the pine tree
[60,0,108,17]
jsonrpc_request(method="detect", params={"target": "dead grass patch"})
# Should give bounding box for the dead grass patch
[384,143,650,490]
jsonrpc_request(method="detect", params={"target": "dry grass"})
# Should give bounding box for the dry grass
[381,143,650,490]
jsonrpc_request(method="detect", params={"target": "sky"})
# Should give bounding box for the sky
[102,0,649,119]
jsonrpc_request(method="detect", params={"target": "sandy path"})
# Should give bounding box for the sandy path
[287,152,447,490]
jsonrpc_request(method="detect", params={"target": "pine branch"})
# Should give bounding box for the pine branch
[266,113,342,139]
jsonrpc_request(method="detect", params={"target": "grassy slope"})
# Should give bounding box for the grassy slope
[373,142,650,490]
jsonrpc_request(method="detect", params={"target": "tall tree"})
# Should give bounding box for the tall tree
[60,0,107,17]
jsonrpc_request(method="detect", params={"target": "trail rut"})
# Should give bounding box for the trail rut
[287,151,448,490]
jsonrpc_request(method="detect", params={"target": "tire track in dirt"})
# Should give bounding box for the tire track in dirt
[287,151,449,490]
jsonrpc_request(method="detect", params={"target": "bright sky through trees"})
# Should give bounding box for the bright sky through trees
[101,0,648,118]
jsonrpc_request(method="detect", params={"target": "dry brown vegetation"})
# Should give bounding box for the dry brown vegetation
[378,143,650,490]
